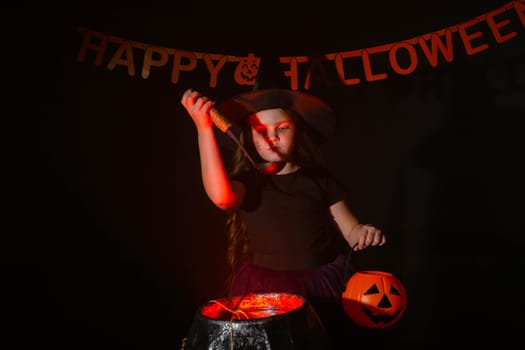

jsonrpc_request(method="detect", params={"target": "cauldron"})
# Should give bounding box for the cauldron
[183,292,329,349]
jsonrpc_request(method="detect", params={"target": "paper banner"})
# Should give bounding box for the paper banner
[77,0,525,90]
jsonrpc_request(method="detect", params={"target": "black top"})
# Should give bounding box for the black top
[231,166,350,270]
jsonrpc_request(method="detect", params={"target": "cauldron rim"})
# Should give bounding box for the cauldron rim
[198,292,308,323]
[184,292,330,349]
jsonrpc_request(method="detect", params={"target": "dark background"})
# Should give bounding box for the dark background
[8,1,525,348]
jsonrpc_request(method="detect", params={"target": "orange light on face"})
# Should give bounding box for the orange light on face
[201,292,305,320]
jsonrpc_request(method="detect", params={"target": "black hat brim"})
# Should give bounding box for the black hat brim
[215,89,336,148]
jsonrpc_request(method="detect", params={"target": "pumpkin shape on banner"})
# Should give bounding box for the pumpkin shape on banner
[341,270,407,328]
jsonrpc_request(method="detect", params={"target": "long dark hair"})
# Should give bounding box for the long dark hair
[224,109,326,290]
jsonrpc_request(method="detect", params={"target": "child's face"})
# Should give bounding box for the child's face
[248,108,296,163]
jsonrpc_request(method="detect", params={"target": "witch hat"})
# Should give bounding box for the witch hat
[214,54,336,145]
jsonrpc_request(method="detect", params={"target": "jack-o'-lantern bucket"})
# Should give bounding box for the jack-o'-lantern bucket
[341,270,407,328]
[182,292,329,349]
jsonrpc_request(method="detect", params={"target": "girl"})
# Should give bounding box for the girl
[181,87,386,344]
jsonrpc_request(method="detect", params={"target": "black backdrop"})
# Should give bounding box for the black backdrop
[8,1,525,348]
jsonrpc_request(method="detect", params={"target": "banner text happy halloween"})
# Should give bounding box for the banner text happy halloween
[77,1,525,90]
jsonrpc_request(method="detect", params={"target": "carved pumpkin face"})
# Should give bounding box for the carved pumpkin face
[341,270,407,328]
[234,53,260,86]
